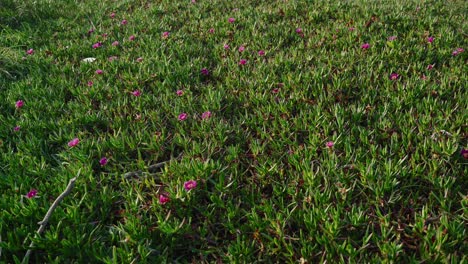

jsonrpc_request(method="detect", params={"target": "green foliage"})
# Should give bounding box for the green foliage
[0,0,467,262]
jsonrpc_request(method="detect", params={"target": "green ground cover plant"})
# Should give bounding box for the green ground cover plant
[1,0,467,262]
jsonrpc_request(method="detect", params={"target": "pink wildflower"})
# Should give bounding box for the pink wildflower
[388,36,397,41]
[159,194,170,204]
[87,81,93,87]
[239,59,247,65]
[258,50,265,56]
[184,180,197,191]
[223,44,230,50]
[162,32,170,39]
[427,36,434,43]
[272,88,279,94]
[348,27,355,31]
[108,56,118,62]
[361,43,370,49]
[201,111,211,119]
[176,90,184,96]
[99,157,108,166]
[296,28,303,34]
[452,48,464,56]
[112,41,119,46]
[209,28,215,33]
[26,49,34,55]
[427,64,435,70]
[136,57,143,62]
[132,90,141,97]
[228,17,235,23]
[121,19,128,25]
[15,100,24,109]
[390,73,399,80]
[201,68,210,76]
[129,35,135,41]
[178,113,188,121]
[326,141,334,148]
[110,12,116,18]
[14,126,20,132]
[26,189,38,199]
[461,149,468,159]
[92,42,102,49]
[238,46,245,52]
[68,138,80,147]
[95,69,103,75]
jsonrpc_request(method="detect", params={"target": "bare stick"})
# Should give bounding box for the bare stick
[22,177,77,264]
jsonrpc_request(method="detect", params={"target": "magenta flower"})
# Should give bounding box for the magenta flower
[136,57,143,62]
[201,68,210,76]
[87,28,94,35]
[26,189,38,199]
[228,17,235,23]
[388,36,397,41]
[92,42,102,49]
[389,73,399,80]
[99,157,108,166]
[95,69,103,75]
[129,35,135,41]
[87,81,93,87]
[110,12,116,18]
[348,27,355,31]
[201,111,211,119]
[209,28,215,33]
[452,48,464,56]
[162,31,170,39]
[14,126,20,132]
[132,90,141,97]
[296,28,303,34]
[326,141,334,148]
[258,50,265,56]
[272,88,279,94]
[121,19,128,25]
[108,56,118,62]
[420,74,427,80]
[102,33,108,38]
[176,90,184,96]
[15,100,24,109]
[68,138,80,147]
[112,41,119,46]
[223,44,230,50]
[159,194,170,204]
[427,64,435,70]
[26,49,34,55]
[427,36,434,43]
[461,149,468,159]
[238,46,245,52]
[361,43,370,49]
[238,59,247,65]
[184,180,197,191]
[178,113,188,121]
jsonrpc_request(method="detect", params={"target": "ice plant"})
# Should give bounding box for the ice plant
[178,113,188,121]
[162,31,170,38]
[87,81,93,87]
[99,157,108,166]
[201,111,211,119]
[348,27,355,31]
[132,90,141,97]
[228,17,235,23]
[427,36,434,43]
[452,48,464,56]
[461,149,468,159]
[184,180,197,191]
[388,36,397,41]
[159,194,170,205]
[201,68,210,76]
[326,141,334,148]
[239,59,247,65]
[136,57,143,62]
[427,64,435,70]
[15,100,24,109]
[112,41,119,46]
[26,49,34,55]
[238,46,245,52]
[390,73,399,80]
[121,19,128,25]
[68,138,79,147]
[258,50,265,56]
[95,69,103,75]
[108,56,118,62]
[129,35,135,41]
[176,90,184,96]
[361,43,370,49]
[92,42,102,49]
[223,44,230,50]
[272,88,279,94]
[26,189,38,199]
[110,12,116,18]
[296,28,303,34]
[209,28,215,33]
[14,126,20,132]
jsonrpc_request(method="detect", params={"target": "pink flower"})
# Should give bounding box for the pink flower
[14,126,20,132]
[238,59,247,65]
[296,28,303,34]
[26,49,34,55]
[136,57,143,62]
[68,138,80,147]
[108,56,118,62]
[184,180,197,191]
[15,100,24,108]
[87,81,93,87]
[209,28,215,33]
[178,113,188,121]
[223,44,230,50]
[102,33,108,38]
[388,36,397,41]
[427,64,435,70]
[112,41,119,46]
[201,68,210,76]
[132,90,141,97]
[452,48,464,56]
[110,12,116,18]
[201,111,211,119]
[326,141,334,148]
[389,73,399,80]
[92,42,102,49]
[162,32,170,39]
[348,27,355,31]
[95,69,103,75]
[420,74,427,80]
[99,157,108,166]
[159,194,170,204]
[361,43,370,49]
[427,36,434,43]
[272,88,279,94]
[121,19,128,25]
[87,28,94,35]
[228,17,235,23]
[238,46,245,52]
[258,50,265,56]
[461,149,468,159]
[176,90,184,96]
[26,189,38,199]
[129,35,135,41]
